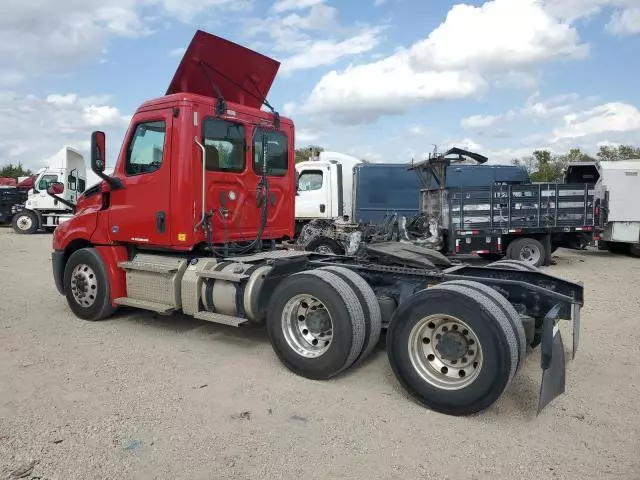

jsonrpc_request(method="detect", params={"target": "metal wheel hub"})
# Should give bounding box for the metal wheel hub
[315,245,334,254]
[282,294,333,358]
[17,215,32,230]
[409,314,483,390]
[70,263,98,308]
[519,245,540,264]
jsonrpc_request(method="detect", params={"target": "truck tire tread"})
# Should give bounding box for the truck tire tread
[63,247,117,321]
[387,284,518,415]
[319,266,382,363]
[434,280,526,369]
[266,269,366,380]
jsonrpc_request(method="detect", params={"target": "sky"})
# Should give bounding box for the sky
[1,0,640,176]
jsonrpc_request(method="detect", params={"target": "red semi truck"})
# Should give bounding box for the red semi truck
[48,30,584,416]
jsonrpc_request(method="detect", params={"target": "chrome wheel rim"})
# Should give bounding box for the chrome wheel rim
[282,294,333,358]
[408,314,483,390]
[70,263,98,307]
[16,215,32,231]
[518,244,541,264]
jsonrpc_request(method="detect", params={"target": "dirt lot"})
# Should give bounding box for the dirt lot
[0,227,638,480]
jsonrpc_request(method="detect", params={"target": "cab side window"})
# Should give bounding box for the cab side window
[125,120,166,176]
[38,174,58,190]
[253,128,288,177]
[202,117,246,172]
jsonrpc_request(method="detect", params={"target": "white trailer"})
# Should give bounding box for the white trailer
[12,146,87,234]
[595,159,640,255]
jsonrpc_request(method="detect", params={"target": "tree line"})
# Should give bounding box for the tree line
[0,163,33,179]
[510,144,640,182]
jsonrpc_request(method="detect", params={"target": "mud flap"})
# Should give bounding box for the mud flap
[572,303,580,360]
[537,304,565,414]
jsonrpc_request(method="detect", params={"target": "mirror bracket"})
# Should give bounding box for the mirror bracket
[46,182,76,213]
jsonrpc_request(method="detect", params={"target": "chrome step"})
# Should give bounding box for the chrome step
[118,261,178,275]
[193,311,248,327]
[114,297,175,314]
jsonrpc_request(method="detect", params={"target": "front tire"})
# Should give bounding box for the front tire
[387,284,519,416]
[63,248,117,321]
[12,210,38,234]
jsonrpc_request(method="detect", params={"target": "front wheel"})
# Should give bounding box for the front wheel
[63,248,117,321]
[12,210,38,234]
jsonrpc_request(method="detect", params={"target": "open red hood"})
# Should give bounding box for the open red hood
[166,30,280,110]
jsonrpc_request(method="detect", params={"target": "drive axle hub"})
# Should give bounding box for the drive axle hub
[408,314,484,390]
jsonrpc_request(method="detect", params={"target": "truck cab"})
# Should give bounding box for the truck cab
[295,152,361,224]
[52,30,295,257]
[12,146,86,234]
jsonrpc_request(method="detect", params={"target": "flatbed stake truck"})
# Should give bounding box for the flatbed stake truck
[49,30,584,416]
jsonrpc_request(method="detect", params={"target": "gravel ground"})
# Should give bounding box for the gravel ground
[1,227,639,480]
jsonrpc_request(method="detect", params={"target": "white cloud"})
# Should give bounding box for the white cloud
[408,124,430,135]
[552,102,640,141]
[460,92,580,130]
[606,7,640,35]
[244,1,383,74]
[302,59,486,124]
[300,0,586,124]
[0,0,252,82]
[409,0,586,72]
[296,128,322,143]
[543,0,638,22]
[0,92,130,169]
[168,47,186,57]
[281,27,382,74]
[283,102,296,116]
[271,0,323,13]
[461,115,500,129]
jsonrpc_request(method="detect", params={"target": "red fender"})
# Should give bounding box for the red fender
[94,245,128,306]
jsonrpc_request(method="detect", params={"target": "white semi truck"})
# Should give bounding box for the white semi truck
[11,146,87,234]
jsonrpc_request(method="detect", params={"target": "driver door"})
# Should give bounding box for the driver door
[107,109,173,247]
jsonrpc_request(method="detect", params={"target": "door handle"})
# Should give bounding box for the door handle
[320,204,326,213]
[156,211,166,233]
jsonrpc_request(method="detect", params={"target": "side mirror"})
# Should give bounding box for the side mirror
[91,131,106,173]
[47,182,64,195]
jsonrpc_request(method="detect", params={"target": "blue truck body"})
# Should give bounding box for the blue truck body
[352,163,421,224]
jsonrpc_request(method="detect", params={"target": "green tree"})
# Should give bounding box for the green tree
[295,145,324,163]
[529,150,565,182]
[0,163,33,178]
[562,147,595,163]
[597,144,640,161]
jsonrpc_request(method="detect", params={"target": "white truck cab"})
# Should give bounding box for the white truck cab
[12,146,87,234]
[295,151,362,225]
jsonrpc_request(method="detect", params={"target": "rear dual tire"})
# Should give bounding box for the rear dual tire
[266,268,382,380]
[387,281,523,416]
